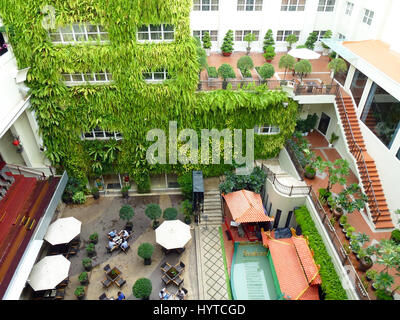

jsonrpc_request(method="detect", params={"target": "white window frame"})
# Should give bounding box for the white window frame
[237,0,263,11]
[82,128,123,140]
[193,0,219,11]
[363,9,374,26]
[137,24,174,43]
[193,30,218,42]
[61,72,112,86]
[317,0,335,12]
[345,1,354,15]
[255,125,280,135]
[281,0,306,11]
[143,69,170,83]
[276,30,300,42]
[235,30,260,42]
[49,24,109,44]
[313,30,327,41]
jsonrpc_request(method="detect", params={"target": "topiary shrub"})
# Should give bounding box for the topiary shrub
[132,278,152,300]
[262,29,275,52]
[74,286,85,300]
[263,45,276,61]
[82,258,92,271]
[237,55,254,78]
[78,272,89,285]
[89,232,98,244]
[72,191,86,204]
[221,30,234,55]
[206,66,218,78]
[137,242,154,265]
[390,229,400,245]
[163,207,178,220]
[86,243,96,257]
[217,63,236,80]
[145,203,162,229]
[257,63,275,80]
[202,31,211,50]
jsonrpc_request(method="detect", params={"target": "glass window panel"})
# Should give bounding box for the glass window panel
[350,69,368,106]
[137,32,149,40]
[138,25,148,32]
[84,132,94,138]
[62,33,74,42]
[84,73,95,81]
[50,33,62,42]
[105,131,114,137]
[143,73,152,80]
[164,24,174,31]
[106,73,112,81]
[95,73,106,81]
[75,33,87,42]
[153,72,165,80]
[87,25,98,33]
[72,74,83,81]
[151,32,162,40]
[87,33,99,41]
[60,26,73,33]
[73,24,85,33]
[150,25,162,31]
[164,32,174,40]
[95,130,105,138]
[61,74,71,81]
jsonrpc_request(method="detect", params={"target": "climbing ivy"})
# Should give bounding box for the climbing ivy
[0,0,298,184]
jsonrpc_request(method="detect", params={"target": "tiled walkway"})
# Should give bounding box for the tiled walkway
[195,225,229,300]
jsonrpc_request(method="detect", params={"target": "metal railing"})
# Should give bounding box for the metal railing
[4,164,49,180]
[335,90,382,224]
[285,143,306,180]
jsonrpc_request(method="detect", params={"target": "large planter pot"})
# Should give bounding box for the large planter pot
[304,167,316,180]
[84,264,92,272]
[358,257,373,272]
[184,216,191,225]
[152,221,159,230]
[87,250,96,258]
[222,52,232,57]
[80,279,89,286]
[89,238,98,245]
[76,294,85,300]
[144,258,152,265]
[122,191,129,199]
[333,209,344,220]
[93,192,99,200]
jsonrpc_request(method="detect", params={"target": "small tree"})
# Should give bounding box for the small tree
[279,54,296,80]
[145,203,162,229]
[315,158,350,192]
[263,29,275,52]
[322,30,333,49]
[132,278,152,300]
[328,58,348,85]
[137,243,154,265]
[294,59,312,83]
[263,45,276,61]
[286,34,298,50]
[258,63,275,80]
[244,32,256,55]
[119,205,135,229]
[221,29,234,55]
[163,207,178,220]
[304,32,318,50]
[202,31,211,50]
[237,55,254,78]
[218,63,236,79]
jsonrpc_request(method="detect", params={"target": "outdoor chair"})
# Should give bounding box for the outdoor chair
[55,288,65,300]
[175,261,185,273]
[106,244,118,253]
[121,244,130,253]
[116,277,126,288]
[172,276,184,287]
[161,275,171,286]
[102,278,113,288]
[99,293,108,300]
[160,262,171,272]
[103,264,111,274]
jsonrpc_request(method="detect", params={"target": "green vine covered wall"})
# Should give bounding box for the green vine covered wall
[0,0,298,185]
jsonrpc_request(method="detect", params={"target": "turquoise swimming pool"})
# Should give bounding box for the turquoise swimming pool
[230,242,282,300]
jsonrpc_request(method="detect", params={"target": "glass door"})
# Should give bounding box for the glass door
[318,112,331,136]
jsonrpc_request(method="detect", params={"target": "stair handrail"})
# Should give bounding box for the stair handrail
[335,90,382,224]
[4,164,48,180]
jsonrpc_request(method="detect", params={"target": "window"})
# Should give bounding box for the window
[49,24,108,44]
[281,0,306,11]
[237,0,263,11]
[143,69,170,83]
[193,30,218,41]
[350,69,368,106]
[61,71,112,85]
[363,9,374,25]
[137,24,174,42]
[276,30,300,42]
[313,30,327,41]
[338,33,346,40]
[193,0,219,11]
[82,128,122,140]
[235,30,259,41]
[345,1,354,15]
[255,125,280,135]
[361,83,400,149]
[0,32,7,56]
[317,0,335,12]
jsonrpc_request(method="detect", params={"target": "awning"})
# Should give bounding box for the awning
[288,48,321,60]
[155,220,192,250]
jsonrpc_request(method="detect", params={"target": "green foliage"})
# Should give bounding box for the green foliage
[391,229,400,245]
[237,56,254,77]
[375,289,394,300]
[294,60,312,83]
[194,36,207,71]
[315,158,350,191]
[62,177,87,203]
[137,242,154,260]
[207,66,218,78]
[74,286,85,297]
[72,191,86,204]
[278,54,295,79]
[217,63,236,79]
[304,32,318,50]
[132,278,152,299]
[322,30,332,49]
[263,29,275,52]
[328,58,348,84]
[163,207,178,220]
[82,258,92,267]
[177,172,193,200]
[202,31,211,49]
[329,132,339,145]
[285,34,298,49]
[328,183,368,214]
[119,205,135,221]
[78,272,88,282]
[244,32,256,51]
[294,206,348,300]
[221,30,234,54]
[89,232,98,242]
[180,199,192,217]
[257,63,275,80]
[263,45,276,60]
[219,166,266,194]
[135,172,151,193]
[86,242,95,252]
[145,203,162,221]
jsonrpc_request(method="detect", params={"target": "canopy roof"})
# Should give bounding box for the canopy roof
[262,230,321,300]
[155,220,192,250]
[288,48,321,60]
[223,190,273,223]
[44,217,81,245]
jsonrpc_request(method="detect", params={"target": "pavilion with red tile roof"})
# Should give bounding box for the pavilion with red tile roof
[261,230,321,300]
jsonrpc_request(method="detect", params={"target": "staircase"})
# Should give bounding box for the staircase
[335,92,394,230]
[200,190,223,226]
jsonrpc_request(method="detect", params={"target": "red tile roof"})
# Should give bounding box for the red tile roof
[223,190,273,223]
[262,231,320,300]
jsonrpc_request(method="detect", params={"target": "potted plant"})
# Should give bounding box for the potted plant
[82,258,92,271]
[314,159,350,193]
[339,215,347,228]
[318,188,331,205]
[218,63,236,89]
[237,55,254,79]
[244,32,256,55]
[132,278,152,300]
[121,185,130,198]
[366,269,378,282]
[262,29,275,53]
[304,164,316,180]
[119,204,135,231]
[278,54,295,80]
[137,242,154,265]
[342,223,351,235]
[163,207,178,220]
[390,228,400,245]
[89,232,98,244]
[221,30,234,56]
[350,239,361,255]
[181,199,192,224]
[342,244,351,256]
[256,63,275,82]
[91,187,99,199]
[145,203,162,229]
[79,272,89,285]
[202,31,212,56]
[286,33,298,51]
[329,217,336,228]
[86,243,96,257]
[329,132,339,147]
[294,59,312,84]
[372,272,394,295]
[74,286,85,300]
[345,226,355,240]
[358,247,374,271]
[263,45,276,63]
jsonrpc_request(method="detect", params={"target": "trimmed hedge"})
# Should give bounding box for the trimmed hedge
[294,206,348,300]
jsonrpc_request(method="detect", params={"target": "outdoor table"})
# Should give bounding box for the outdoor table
[164,265,181,281]
[107,267,121,282]
[113,236,123,246]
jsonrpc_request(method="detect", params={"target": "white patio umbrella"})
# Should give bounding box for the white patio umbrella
[44,217,81,245]
[155,220,192,250]
[27,255,71,291]
[288,48,321,60]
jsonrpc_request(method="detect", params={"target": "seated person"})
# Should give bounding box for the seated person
[108,240,116,250]
[108,230,117,239]
[159,288,170,300]
[117,291,126,300]
[120,229,130,239]
[120,240,129,250]
[176,289,186,300]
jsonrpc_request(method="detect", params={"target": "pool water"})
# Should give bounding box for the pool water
[231,242,281,300]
